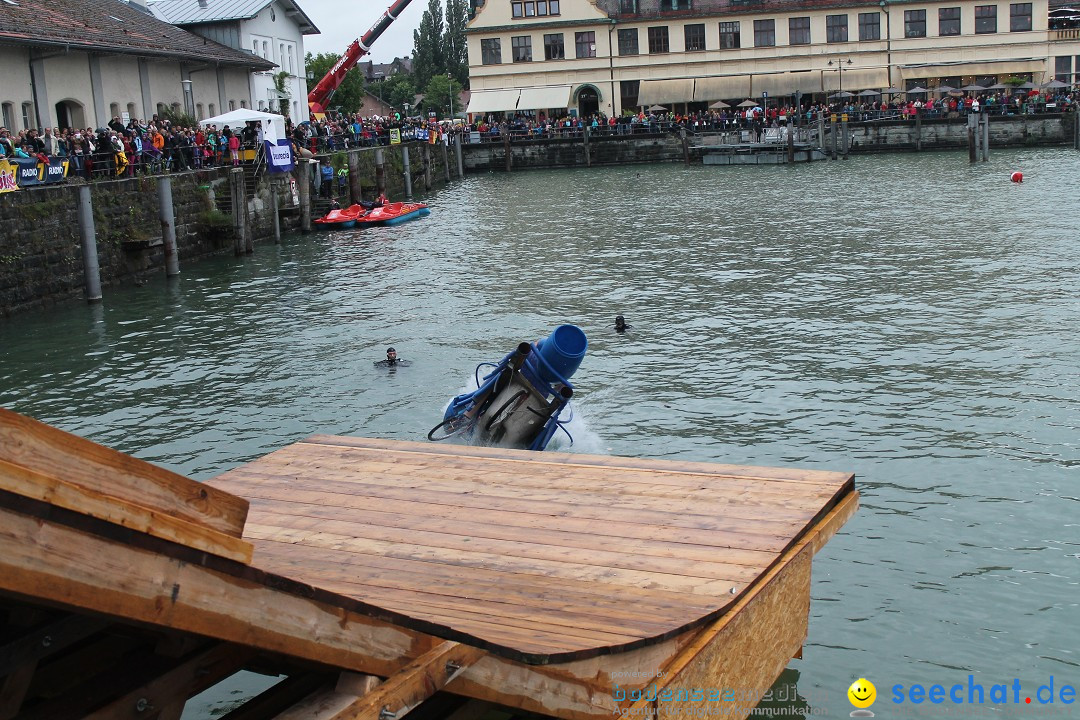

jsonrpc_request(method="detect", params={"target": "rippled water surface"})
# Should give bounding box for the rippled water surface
[2,148,1079,717]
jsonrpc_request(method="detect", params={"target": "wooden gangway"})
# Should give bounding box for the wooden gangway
[0,408,857,720]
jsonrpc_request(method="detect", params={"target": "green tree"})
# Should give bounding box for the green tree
[382,74,418,114]
[444,0,470,88]
[304,51,367,114]
[422,75,465,119]
[411,0,445,90]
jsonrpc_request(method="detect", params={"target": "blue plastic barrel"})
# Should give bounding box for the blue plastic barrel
[533,324,588,385]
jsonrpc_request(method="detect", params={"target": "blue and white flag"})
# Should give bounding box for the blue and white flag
[265,139,295,173]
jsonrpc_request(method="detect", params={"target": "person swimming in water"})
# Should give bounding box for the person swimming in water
[614,315,632,333]
[374,346,411,367]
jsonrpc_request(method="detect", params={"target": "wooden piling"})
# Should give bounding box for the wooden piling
[585,125,592,167]
[914,109,923,152]
[271,180,281,244]
[680,127,689,166]
[786,122,795,163]
[981,112,990,161]
[374,148,386,196]
[347,150,362,204]
[158,176,180,276]
[402,145,413,201]
[298,160,312,235]
[228,168,248,255]
[441,138,451,182]
[423,144,433,191]
[76,185,102,303]
[503,128,512,172]
[454,133,465,178]
[968,113,978,163]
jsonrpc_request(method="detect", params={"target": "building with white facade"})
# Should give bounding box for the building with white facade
[148,0,319,121]
[0,0,273,132]
[466,0,1080,118]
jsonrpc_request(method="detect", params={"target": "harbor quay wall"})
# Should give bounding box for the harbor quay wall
[0,142,451,317]
[846,113,1073,152]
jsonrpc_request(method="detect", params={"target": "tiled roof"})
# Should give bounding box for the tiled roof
[0,0,276,68]
[147,0,319,34]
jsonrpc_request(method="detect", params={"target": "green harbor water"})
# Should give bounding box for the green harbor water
[1,148,1078,718]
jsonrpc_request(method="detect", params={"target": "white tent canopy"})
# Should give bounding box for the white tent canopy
[199,109,286,143]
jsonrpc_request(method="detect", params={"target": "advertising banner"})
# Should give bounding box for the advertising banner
[264,139,295,173]
[11,157,42,187]
[389,128,402,145]
[0,160,17,193]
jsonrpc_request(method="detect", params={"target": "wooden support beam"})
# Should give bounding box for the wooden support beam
[0,408,248,538]
[82,643,253,720]
[0,505,442,679]
[0,459,253,563]
[276,641,483,720]
[0,662,36,720]
[0,612,110,677]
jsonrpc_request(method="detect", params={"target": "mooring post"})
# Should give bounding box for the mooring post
[157,175,180,276]
[787,121,795,163]
[830,117,838,160]
[441,138,451,182]
[402,144,413,201]
[914,109,923,152]
[77,185,102,303]
[817,114,826,157]
[967,113,978,163]
[680,127,689,166]
[298,160,312,235]
[981,112,990,161]
[502,128,512,173]
[229,167,248,255]
[454,133,465,178]
[374,148,386,196]
[1074,110,1079,150]
[347,150,362,205]
[423,144,433,191]
[271,179,281,244]
[584,125,592,167]
[841,116,849,159]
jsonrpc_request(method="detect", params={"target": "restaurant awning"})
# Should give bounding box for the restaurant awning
[637,79,695,105]
[822,67,890,91]
[694,75,751,101]
[900,60,1046,80]
[516,85,574,111]
[752,71,824,96]
[466,89,521,114]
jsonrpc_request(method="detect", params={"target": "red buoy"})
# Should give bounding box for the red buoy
[1011,171,1024,183]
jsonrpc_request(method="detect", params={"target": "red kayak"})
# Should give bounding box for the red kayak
[355,202,431,227]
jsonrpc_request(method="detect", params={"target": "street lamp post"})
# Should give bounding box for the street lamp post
[448,72,454,121]
[828,58,854,102]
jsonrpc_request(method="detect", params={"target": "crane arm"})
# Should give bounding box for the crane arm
[307,0,416,115]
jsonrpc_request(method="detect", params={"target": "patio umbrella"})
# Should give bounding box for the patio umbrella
[905,86,929,94]
[986,83,1010,90]
[647,105,668,112]
[1017,81,1038,89]
[709,100,731,109]
[961,84,987,92]
[930,85,956,93]
[1042,79,1071,89]
[828,91,854,100]
[882,87,904,94]
[858,89,882,97]
[737,99,760,108]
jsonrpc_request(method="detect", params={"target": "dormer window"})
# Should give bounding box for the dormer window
[660,0,691,10]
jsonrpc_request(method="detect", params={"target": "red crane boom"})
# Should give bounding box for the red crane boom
[307,0,416,116]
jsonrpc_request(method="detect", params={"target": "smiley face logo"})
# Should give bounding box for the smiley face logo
[848,678,877,710]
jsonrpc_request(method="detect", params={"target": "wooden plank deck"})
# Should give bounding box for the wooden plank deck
[207,435,855,664]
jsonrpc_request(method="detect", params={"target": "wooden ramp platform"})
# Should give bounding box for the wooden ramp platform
[0,408,858,720]
[207,435,854,663]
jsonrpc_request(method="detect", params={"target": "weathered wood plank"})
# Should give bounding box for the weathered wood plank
[0,459,253,563]
[302,435,853,485]
[0,408,248,538]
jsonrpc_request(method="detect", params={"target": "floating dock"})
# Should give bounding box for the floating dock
[0,408,857,719]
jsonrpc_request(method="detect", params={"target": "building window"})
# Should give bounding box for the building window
[21,102,32,130]
[939,7,961,35]
[788,17,810,45]
[258,100,266,111]
[826,15,848,42]
[1055,55,1072,82]
[719,21,741,48]
[109,102,120,119]
[1010,3,1032,31]
[975,5,997,33]
[481,38,502,64]
[196,103,204,119]
[544,33,565,59]
[288,45,294,74]
[659,0,690,9]
[620,0,637,11]
[157,102,166,115]
[262,41,269,59]
[618,28,639,55]
[240,100,247,108]
[648,26,670,53]
[576,31,596,58]
[858,12,881,40]
[1,103,13,129]
[754,19,775,47]
[209,103,216,116]
[620,79,640,108]
[684,23,706,51]
[511,0,559,17]
[279,43,284,64]
[904,9,927,38]
[511,35,532,62]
